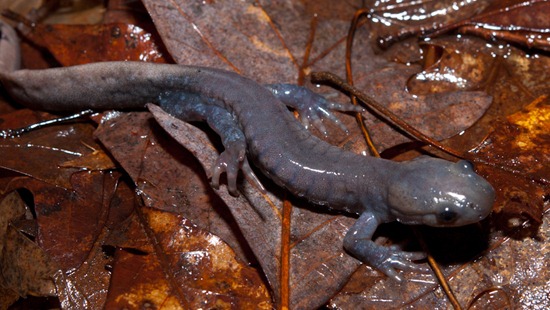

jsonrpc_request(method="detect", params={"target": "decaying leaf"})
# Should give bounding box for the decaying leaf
[104,206,271,309]
[25,23,168,66]
[0,110,104,189]
[147,104,360,309]
[0,191,57,300]
[368,0,550,51]
[93,111,254,262]
[59,147,117,171]
[472,95,549,226]
[0,0,549,309]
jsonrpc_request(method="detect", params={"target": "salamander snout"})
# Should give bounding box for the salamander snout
[440,159,495,222]
[388,157,495,227]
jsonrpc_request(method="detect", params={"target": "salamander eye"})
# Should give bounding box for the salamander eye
[437,207,458,224]
[457,160,474,171]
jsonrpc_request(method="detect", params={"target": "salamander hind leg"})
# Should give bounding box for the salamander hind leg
[158,93,264,196]
[210,138,264,195]
[265,84,363,136]
[344,212,429,281]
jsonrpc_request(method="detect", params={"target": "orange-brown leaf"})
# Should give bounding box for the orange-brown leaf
[26,23,168,66]
[472,95,549,226]
[105,207,271,309]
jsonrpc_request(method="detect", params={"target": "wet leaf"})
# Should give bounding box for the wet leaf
[2,171,133,309]
[409,35,550,97]
[104,206,271,309]
[333,214,550,308]
[147,104,360,309]
[93,111,254,262]
[0,110,104,189]
[368,0,550,51]
[366,0,492,48]
[94,108,359,309]
[143,0,492,157]
[350,64,492,152]
[4,172,118,273]
[25,23,168,66]
[408,37,497,95]
[52,176,134,309]
[59,148,117,171]
[1,0,548,309]
[471,96,549,226]
[449,0,550,51]
[421,36,550,155]
[0,191,57,299]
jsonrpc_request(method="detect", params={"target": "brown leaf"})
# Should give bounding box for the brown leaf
[367,0,491,48]
[142,1,303,83]
[461,216,550,309]
[368,0,550,51]
[425,35,550,154]
[25,23,168,66]
[51,174,136,309]
[94,109,359,309]
[350,64,492,152]
[0,110,104,189]
[93,111,275,306]
[0,191,57,298]
[333,215,550,308]
[5,172,118,272]
[104,206,271,309]
[471,96,549,226]
[53,231,113,309]
[331,92,549,310]
[59,148,117,171]
[143,0,492,156]
[453,0,550,51]
[408,37,497,95]
[148,104,362,309]
[93,111,254,262]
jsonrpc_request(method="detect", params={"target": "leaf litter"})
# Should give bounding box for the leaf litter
[0,0,548,309]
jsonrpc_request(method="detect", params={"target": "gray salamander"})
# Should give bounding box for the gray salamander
[0,21,494,281]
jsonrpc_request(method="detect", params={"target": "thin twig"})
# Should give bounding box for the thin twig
[345,9,380,157]
[310,71,465,159]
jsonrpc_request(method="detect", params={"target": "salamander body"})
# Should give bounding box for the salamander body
[0,21,494,280]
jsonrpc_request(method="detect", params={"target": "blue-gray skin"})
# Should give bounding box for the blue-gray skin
[0,22,495,281]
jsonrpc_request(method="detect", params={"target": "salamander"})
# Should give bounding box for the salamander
[0,21,495,281]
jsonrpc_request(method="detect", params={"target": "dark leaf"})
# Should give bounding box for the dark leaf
[0,191,57,299]
[0,110,104,189]
[368,0,550,51]
[4,172,117,274]
[452,0,550,51]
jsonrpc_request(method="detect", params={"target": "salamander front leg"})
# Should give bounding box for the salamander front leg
[265,84,363,136]
[344,212,429,281]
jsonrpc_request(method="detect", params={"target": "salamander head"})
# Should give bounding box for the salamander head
[387,157,495,227]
